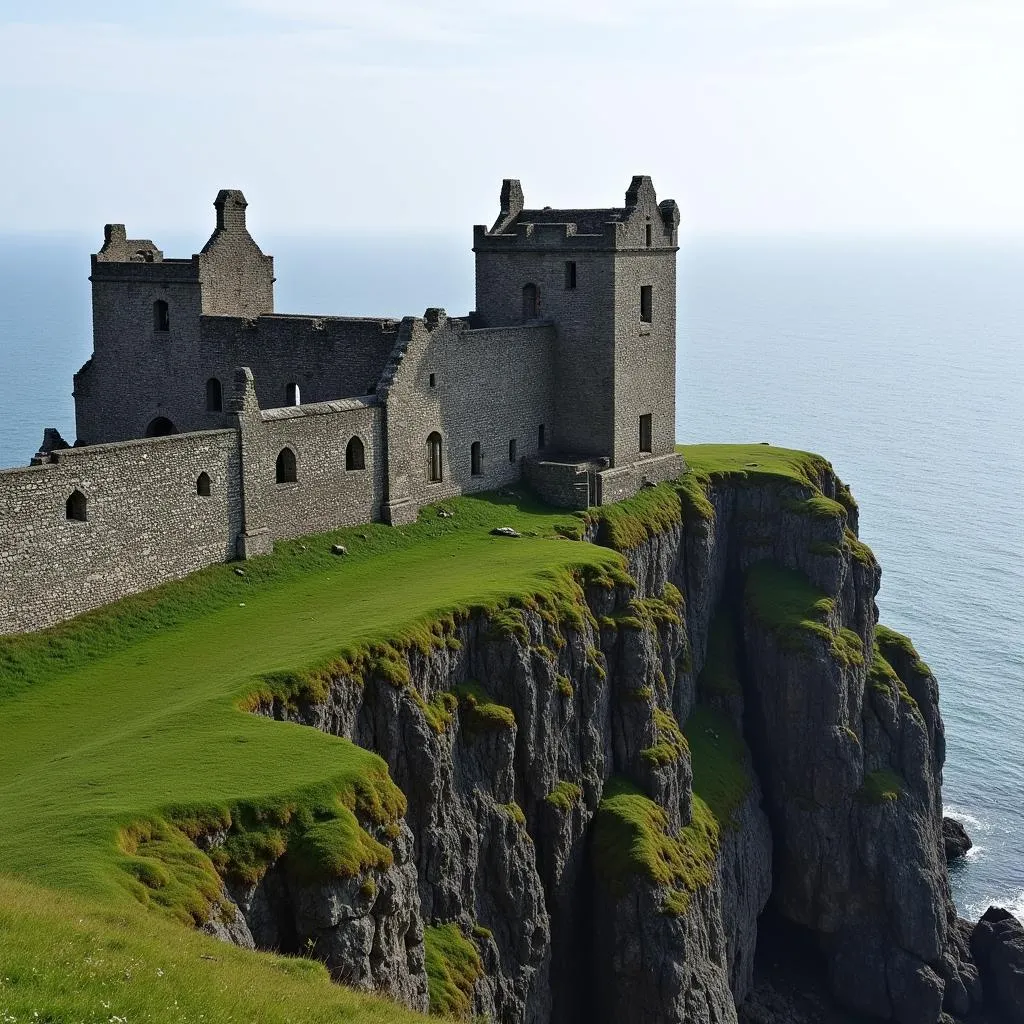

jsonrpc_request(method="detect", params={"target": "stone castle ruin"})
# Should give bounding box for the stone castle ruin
[0,177,684,635]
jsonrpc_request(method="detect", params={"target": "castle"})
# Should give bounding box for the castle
[0,177,684,635]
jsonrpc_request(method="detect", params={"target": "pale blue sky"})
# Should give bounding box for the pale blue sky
[1,0,1022,236]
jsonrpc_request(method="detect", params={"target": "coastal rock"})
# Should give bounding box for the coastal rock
[970,906,1024,1023]
[942,817,973,861]
[202,460,975,1024]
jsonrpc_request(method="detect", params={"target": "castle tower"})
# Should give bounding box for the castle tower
[472,176,680,467]
[75,190,274,444]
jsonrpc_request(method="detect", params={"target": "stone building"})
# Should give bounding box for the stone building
[0,177,685,634]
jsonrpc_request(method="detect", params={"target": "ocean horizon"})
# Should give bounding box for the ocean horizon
[1,230,1021,923]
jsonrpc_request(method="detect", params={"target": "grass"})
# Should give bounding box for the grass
[591,778,720,917]
[680,444,835,491]
[867,642,921,716]
[545,781,583,812]
[698,612,743,698]
[0,488,619,1014]
[860,769,905,804]
[641,708,690,768]
[423,924,483,1018]
[684,706,751,829]
[453,682,516,732]
[876,624,932,677]
[0,873,439,1024]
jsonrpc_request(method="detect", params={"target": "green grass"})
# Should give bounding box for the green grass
[453,681,517,732]
[679,444,835,491]
[0,874,441,1023]
[423,924,483,1018]
[867,642,921,716]
[591,778,720,917]
[641,707,690,767]
[0,488,619,1013]
[860,769,905,804]
[876,624,932,677]
[684,706,751,829]
[545,781,583,812]
[698,612,743,698]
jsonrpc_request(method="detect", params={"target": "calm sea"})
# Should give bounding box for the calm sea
[1,232,1021,922]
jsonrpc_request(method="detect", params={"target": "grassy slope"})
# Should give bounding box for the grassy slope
[0,445,850,1017]
[0,489,618,1019]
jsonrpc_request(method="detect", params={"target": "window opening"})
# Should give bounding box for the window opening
[197,472,212,497]
[522,283,538,319]
[346,436,365,471]
[205,377,222,412]
[427,432,443,482]
[640,285,653,324]
[66,489,87,522]
[286,382,301,406]
[429,373,436,388]
[538,424,546,449]
[565,261,577,289]
[153,299,170,332]
[639,414,653,454]
[276,447,297,484]
[645,224,652,247]
[471,441,482,476]
[509,438,517,463]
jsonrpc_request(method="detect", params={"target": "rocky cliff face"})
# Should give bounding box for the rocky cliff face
[206,459,988,1024]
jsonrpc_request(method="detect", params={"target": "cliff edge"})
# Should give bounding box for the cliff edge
[186,445,988,1023]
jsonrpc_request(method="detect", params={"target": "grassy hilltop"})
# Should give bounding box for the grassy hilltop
[0,444,836,1022]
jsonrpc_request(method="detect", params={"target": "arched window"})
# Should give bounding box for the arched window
[427,432,443,483]
[345,436,365,471]
[276,447,297,484]
[286,382,301,406]
[66,489,87,522]
[470,441,482,477]
[206,377,223,413]
[153,299,170,332]
[145,416,177,437]
[196,472,212,497]
[522,283,538,319]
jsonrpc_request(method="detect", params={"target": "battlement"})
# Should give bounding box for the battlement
[474,175,680,252]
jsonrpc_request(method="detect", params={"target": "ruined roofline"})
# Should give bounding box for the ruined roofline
[93,188,268,265]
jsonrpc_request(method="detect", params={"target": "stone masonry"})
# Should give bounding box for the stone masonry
[0,177,686,634]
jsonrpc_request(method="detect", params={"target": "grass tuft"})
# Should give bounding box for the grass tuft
[423,923,483,1018]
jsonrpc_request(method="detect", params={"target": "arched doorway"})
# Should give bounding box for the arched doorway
[145,416,178,437]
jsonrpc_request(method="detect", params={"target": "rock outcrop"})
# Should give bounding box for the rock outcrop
[197,457,994,1024]
[971,907,1024,1023]
[943,817,973,862]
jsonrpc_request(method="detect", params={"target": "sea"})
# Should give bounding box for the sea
[0,231,1021,923]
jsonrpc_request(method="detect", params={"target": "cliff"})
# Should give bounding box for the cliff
[189,446,984,1024]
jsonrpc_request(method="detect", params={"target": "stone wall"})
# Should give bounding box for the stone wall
[380,313,556,525]
[0,431,241,634]
[256,399,384,542]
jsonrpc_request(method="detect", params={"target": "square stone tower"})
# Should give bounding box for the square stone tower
[472,176,680,468]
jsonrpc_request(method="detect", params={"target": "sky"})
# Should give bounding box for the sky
[1,0,1022,237]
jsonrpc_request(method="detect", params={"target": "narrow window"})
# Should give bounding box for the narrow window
[640,285,653,324]
[427,432,443,482]
[196,472,212,497]
[206,377,222,412]
[471,442,482,477]
[66,489,87,522]
[639,414,653,454]
[346,436,365,471]
[286,382,301,406]
[645,224,652,247]
[153,299,170,332]
[145,416,177,437]
[564,261,577,290]
[538,424,546,450]
[429,373,436,388]
[509,438,517,463]
[276,447,297,484]
[522,283,538,319]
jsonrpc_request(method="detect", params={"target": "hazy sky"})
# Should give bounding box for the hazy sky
[1,0,1022,237]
